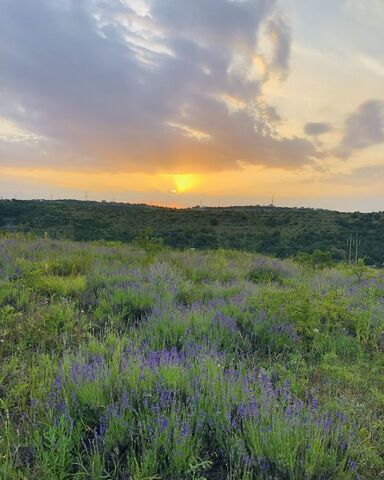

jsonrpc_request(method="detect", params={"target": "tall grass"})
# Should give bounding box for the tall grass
[0,237,383,478]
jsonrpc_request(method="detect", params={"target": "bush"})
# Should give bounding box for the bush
[45,253,92,277]
[297,250,333,271]
[94,288,154,329]
[133,229,164,262]
[248,256,295,284]
[38,275,87,297]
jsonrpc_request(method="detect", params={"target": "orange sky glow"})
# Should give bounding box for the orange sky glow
[0,0,383,211]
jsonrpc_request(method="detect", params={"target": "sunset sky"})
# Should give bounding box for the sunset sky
[0,0,383,211]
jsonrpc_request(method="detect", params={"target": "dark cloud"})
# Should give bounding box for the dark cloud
[0,0,317,172]
[304,122,333,136]
[337,100,384,157]
[264,12,291,79]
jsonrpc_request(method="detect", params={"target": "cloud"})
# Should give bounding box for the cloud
[358,55,384,77]
[352,164,384,180]
[264,12,291,79]
[0,0,317,173]
[304,122,333,136]
[337,100,384,157]
[321,163,384,187]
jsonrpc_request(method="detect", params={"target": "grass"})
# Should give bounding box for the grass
[0,236,383,479]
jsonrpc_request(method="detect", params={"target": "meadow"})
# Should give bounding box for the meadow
[0,236,383,479]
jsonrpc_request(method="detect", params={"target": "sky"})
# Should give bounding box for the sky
[0,0,383,211]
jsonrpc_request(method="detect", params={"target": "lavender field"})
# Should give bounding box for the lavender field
[0,237,383,479]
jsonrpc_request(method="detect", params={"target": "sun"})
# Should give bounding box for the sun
[171,174,197,193]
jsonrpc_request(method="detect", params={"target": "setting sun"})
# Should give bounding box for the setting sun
[171,174,198,193]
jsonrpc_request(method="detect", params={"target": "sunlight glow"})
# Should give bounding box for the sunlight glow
[171,174,198,193]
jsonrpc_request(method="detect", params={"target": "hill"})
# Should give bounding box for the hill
[1,199,384,264]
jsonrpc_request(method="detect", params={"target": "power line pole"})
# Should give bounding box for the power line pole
[347,233,353,265]
[347,233,361,265]
[347,234,353,265]
[355,232,361,265]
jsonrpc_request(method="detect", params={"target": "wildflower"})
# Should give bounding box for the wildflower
[159,416,169,432]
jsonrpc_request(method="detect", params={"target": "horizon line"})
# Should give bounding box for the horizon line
[0,197,382,215]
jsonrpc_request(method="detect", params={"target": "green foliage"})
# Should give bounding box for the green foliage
[245,415,351,479]
[2,199,384,264]
[350,258,369,283]
[0,236,383,479]
[133,228,164,262]
[297,249,333,271]
[94,289,154,330]
[38,275,87,297]
[248,266,282,284]
[44,253,92,277]
[34,416,79,480]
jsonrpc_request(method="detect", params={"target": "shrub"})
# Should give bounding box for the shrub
[94,288,154,329]
[297,250,333,271]
[133,229,164,262]
[248,257,295,284]
[45,253,92,277]
[38,275,87,297]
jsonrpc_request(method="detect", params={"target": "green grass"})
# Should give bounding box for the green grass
[0,236,383,479]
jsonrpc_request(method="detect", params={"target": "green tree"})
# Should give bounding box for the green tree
[134,228,164,262]
[297,249,333,271]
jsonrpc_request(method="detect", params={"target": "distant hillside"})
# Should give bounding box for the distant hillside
[1,199,383,264]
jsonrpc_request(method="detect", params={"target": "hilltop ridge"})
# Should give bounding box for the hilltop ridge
[1,199,383,264]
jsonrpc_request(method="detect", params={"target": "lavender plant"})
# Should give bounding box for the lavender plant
[0,237,383,479]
